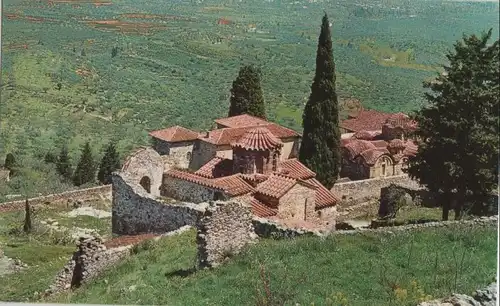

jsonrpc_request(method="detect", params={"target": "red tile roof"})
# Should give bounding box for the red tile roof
[279,158,316,180]
[360,148,390,165]
[250,197,278,217]
[388,139,405,149]
[199,124,300,146]
[149,126,199,143]
[352,130,380,140]
[194,157,234,178]
[232,127,283,151]
[343,140,377,160]
[166,169,254,197]
[305,178,339,209]
[341,109,406,133]
[214,114,269,128]
[254,174,297,199]
[213,174,255,196]
[166,169,225,191]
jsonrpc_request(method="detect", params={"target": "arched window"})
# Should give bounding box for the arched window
[139,176,151,193]
[186,152,192,162]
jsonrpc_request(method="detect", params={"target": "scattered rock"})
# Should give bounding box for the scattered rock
[65,207,111,219]
[418,282,497,306]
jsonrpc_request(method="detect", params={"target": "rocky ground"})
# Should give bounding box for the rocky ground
[418,282,498,306]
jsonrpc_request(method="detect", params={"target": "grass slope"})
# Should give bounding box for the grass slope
[48,224,497,306]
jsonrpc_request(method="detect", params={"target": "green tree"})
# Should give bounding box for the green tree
[97,142,121,185]
[228,65,266,118]
[56,145,73,180]
[73,142,96,186]
[4,153,17,176]
[23,198,32,234]
[406,29,499,220]
[299,13,341,189]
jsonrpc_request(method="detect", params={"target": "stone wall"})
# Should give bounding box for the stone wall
[197,201,256,268]
[278,184,315,222]
[192,140,217,170]
[121,147,164,197]
[112,172,206,235]
[161,176,224,203]
[0,185,111,213]
[331,175,421,205]
[252,217,324,239]
[46,236,131,295]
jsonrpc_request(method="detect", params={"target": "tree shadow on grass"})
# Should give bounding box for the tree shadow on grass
[164,267,197,278]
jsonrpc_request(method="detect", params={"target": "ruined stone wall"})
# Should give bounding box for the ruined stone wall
[197,201,256,268]
[161,176,224,203]
[332,175,421,205]
[252,217,324,238]
[278,184,315,222]
[121,147,164,197]
[280,138,299,160]
[215,147,232,160]
[317,205,337,229]
[112,173,206,235]
[0,185,112,213]
[169,142,194,169]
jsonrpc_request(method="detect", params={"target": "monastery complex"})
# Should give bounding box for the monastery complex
[118,108,418,230]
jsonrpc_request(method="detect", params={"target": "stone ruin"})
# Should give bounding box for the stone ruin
[197,201,257,268]
[418,281,498,306]
[46,235,130,295]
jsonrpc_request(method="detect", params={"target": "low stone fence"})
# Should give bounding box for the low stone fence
[0,185,112,213]
[332,175,421,206]
[332,216,498,235]
[252,217,324,238]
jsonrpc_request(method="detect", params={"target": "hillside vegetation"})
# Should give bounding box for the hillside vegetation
[45,224,497,306]
[1,0,499,196]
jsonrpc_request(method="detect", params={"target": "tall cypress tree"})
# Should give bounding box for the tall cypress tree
[56,145,73,180]
[4,153,17,176]
[299,13,341,189]
[73,142,96,186]
[97,142,121,185]
[228,65,266,119]
[406,29,499,220]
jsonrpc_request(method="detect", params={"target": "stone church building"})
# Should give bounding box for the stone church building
[121,114,339,230]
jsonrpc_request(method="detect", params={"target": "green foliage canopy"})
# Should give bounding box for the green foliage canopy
[228,65,266,119]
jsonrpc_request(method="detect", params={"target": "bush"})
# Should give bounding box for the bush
[378,184,412,219]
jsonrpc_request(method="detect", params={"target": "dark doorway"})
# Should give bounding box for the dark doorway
[139,176,151,193]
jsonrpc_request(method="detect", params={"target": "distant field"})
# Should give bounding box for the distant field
[0,0,499,195]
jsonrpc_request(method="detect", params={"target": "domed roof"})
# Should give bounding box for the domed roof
[343,140,376,160]
[231,127,283,151]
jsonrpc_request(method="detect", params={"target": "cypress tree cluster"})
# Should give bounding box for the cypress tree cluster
[72,142,96,186]
[299,13,341,189]
[228,65,266,119]
[97,142,121,185]
[406,29,499,220]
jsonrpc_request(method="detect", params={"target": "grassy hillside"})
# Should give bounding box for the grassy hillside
[1,0,499,196]
[45,224,497,306]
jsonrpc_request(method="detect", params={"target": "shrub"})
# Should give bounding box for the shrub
[378,184,411,219]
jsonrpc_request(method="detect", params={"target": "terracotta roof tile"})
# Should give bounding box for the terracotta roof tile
[388,139,405,149]
[403,141,418,156]
[232,127,283,151]
[359,148,390,165]
[166,169,253,197]
[165,169,225,191]
[241,173,269,184]
[149,126,199,143]
[341,109,406,133]
[213,174,255,196]
[353,130,380,140]
[305,178,339,209]
[254,174,297,199]
[199,124,300,146]
[343,140,377,160]
[194,157,234,178]
[279,158,316,180]
[214,114,269,128]
[249,197,278,217]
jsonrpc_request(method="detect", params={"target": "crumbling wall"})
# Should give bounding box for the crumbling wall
[111,172,206,235]
[252,217,324,239]
[121,147,164,197]
[197,201,257,268]
[331,175,421,204]
[46,236,131,295]
[161,176,220,203]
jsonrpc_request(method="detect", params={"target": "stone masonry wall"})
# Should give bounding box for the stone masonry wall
[161,176,222,203]
[252,217,324,238]
[112,172,206,235]
[331,175,421,205]
[278,184,315,222]
[0,185,111,213]
[197,201,257,268]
